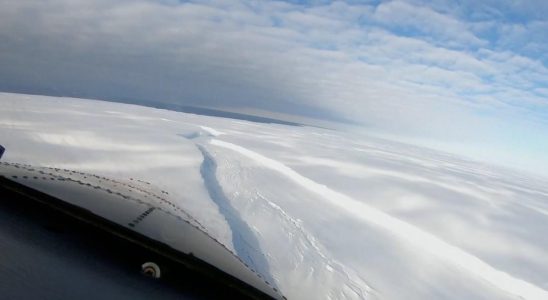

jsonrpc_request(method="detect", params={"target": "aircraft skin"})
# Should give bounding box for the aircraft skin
[0,161,285,300]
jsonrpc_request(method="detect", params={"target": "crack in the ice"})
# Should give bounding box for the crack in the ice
[197,145,277,288]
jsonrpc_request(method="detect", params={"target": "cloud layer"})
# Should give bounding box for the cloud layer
[0,0,547,174]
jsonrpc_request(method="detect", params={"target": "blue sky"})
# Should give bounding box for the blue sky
[0,0,547,176]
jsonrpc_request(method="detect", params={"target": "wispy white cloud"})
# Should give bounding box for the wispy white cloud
[371,0,486,48]
[0,0,547,174]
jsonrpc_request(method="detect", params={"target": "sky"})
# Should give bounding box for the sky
[0,0,547,177]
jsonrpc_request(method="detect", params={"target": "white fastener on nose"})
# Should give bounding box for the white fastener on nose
[141,262,161,279]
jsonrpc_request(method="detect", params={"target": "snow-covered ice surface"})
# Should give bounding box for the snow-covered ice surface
[2,92,548,300]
